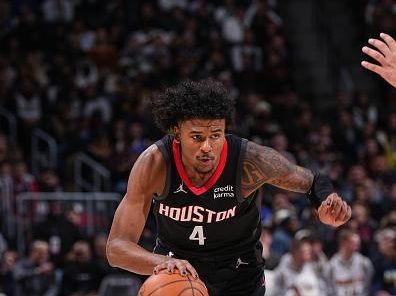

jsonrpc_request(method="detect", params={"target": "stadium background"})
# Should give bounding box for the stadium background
[0,0,395,295]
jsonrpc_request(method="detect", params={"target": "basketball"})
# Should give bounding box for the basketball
[138,270,209,296]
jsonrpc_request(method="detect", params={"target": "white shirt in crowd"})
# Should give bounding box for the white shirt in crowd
[326,252,374,296]
[268,254,323,296]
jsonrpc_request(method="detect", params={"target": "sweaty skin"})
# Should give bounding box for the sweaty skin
[106,119,351,277]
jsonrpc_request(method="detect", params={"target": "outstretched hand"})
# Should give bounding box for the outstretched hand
[317,193,351,227]
[361,33,396,87]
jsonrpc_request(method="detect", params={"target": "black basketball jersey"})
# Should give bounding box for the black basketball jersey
[153,134,261,260]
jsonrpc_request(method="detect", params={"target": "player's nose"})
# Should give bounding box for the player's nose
[200,139,212,153]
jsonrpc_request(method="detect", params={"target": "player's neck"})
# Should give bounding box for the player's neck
[182,158,219,188]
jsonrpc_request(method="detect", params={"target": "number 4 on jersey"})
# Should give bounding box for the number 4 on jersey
[189,226,206,245]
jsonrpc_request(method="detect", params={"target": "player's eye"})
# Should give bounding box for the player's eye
[211,134,221,139]
[192,135,202,141]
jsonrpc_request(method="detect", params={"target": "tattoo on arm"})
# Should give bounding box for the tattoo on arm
[241,141,313,194]
[269,166,313,192]
[241,159,268,192]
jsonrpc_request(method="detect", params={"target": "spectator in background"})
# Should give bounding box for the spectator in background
[370,2,396,35]
[332,109,359,165]
[349,202,378,255]
[231,30,263,73]
[216,1,245,44]
[61,240,99,296]
[37,168,62,192]
[89,28,118,70]
[107,119,132,190]
[340,164,367,202]
[13,240,58,296]
[378,112,396,168]
[86,131,113,163]
[82,85,112,125]
[326,228,374,296]
[308,233,328,292]
[354,177,382,207]
[271,191,295,212]
[271,132,296,164]
[12,78,42,128]
[158,0,187,12]
[269,239,323,296]
[371,227,396,296]
[294,229,328,280]
[33,201,83,266]
[12,160,38,195]
[352,92,378,131]
[270,209,298,259]
[0,250,19,296]
[368,154,396,190]
[41,0,76,24]
[10,77,43,153]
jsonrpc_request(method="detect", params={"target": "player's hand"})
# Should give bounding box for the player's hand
[362,33,396,87]
[317,193,351,227]
[153,258,199,278]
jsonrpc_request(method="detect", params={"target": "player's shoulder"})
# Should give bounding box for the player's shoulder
[135,144,166,170]
[129,144,167,195]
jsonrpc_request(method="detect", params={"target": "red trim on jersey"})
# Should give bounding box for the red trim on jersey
[172,139,228,196]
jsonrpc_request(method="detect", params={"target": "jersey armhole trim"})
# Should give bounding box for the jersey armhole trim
[236,138,248,203]
[154,140,171,200]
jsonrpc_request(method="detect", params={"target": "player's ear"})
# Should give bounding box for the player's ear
[174,133,181,143]
[172,125,181,143]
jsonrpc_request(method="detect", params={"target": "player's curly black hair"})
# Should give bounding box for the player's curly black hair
[151,79,235,132]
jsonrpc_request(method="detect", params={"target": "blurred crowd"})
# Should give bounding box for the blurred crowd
[0,0,395,295]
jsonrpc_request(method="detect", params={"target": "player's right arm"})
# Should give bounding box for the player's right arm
[106,144,197,277]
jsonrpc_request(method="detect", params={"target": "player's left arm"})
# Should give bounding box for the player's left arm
[241,141,351,227]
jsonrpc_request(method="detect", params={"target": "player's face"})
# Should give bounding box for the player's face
[175,119,226,174]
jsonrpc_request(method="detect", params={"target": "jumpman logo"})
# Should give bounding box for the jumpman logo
[235,258,249,269]
[173,182,187,194]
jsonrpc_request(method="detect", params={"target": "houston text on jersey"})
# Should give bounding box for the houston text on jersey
[158,203,237,223]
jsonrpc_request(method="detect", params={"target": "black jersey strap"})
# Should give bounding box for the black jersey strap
[154,139,171,200]
[235,138,248,203]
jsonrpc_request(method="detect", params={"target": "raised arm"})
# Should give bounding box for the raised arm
[241,141,351,227]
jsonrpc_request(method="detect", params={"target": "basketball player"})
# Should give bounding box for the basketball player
[362,33,396,87]
[106,79,351,296]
